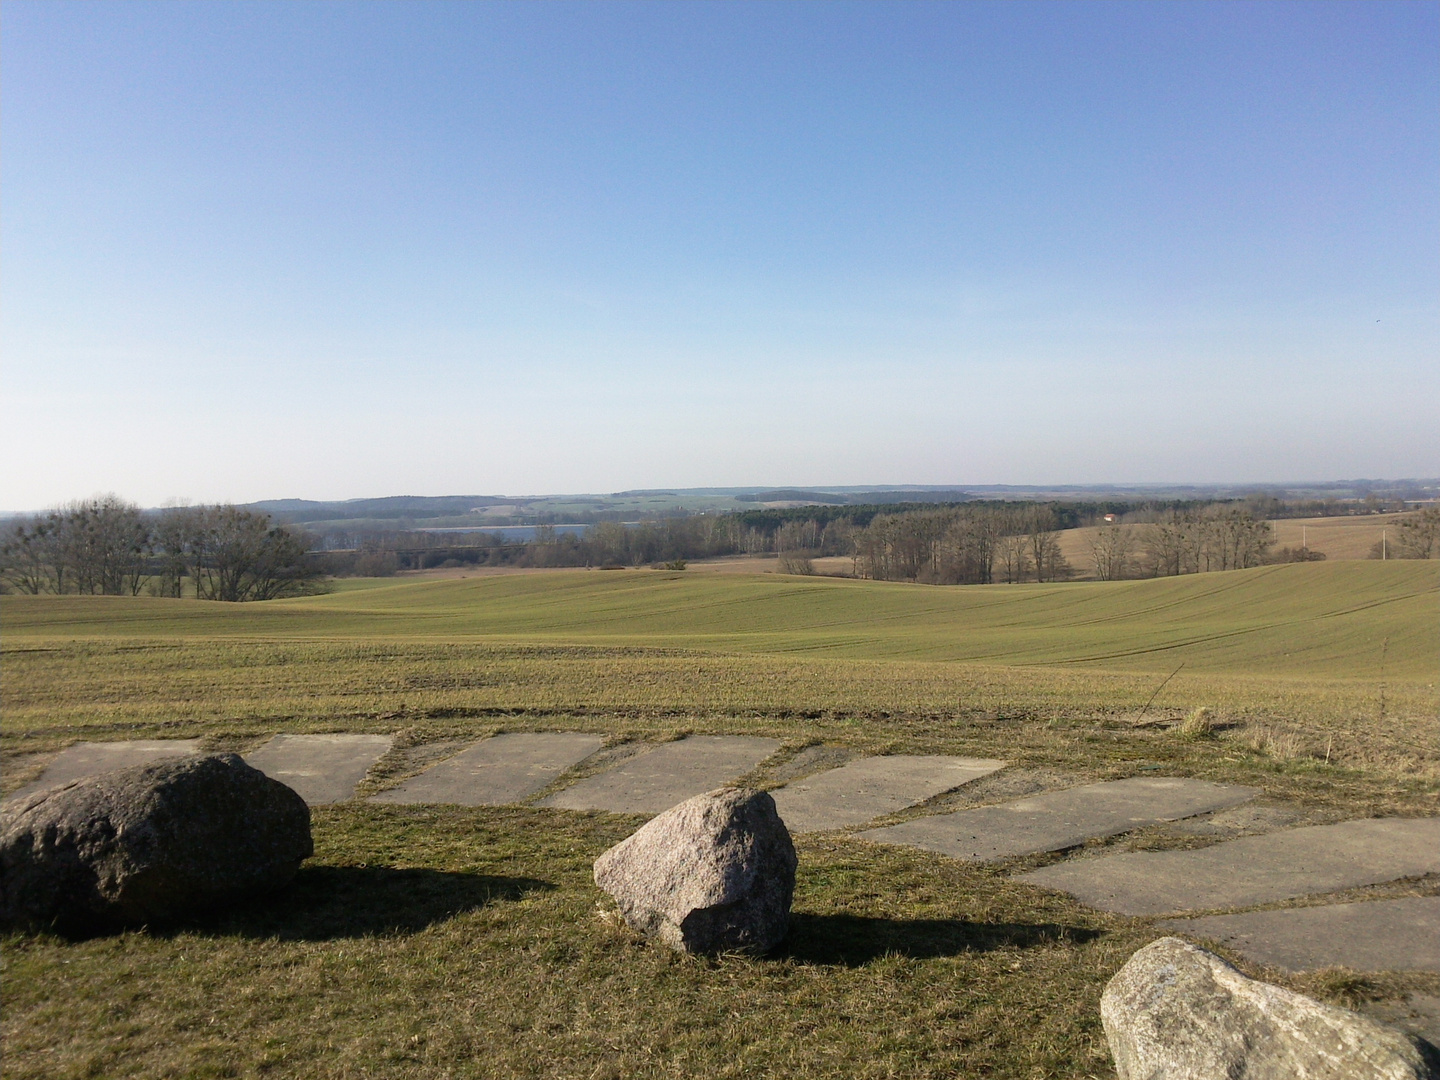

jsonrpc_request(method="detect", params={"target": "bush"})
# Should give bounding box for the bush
[777,552,815,575]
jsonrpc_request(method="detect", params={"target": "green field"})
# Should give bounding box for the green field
[3,563,1438,1078]
[8,561,1434,669]
[4,562,1436,769]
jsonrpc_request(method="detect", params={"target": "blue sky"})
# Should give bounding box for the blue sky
[4,1,1437,508]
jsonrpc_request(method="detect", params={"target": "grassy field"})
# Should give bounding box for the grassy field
[4,562,1436,769]
[3,563,1438,1078]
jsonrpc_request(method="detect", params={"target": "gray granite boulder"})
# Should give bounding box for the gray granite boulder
[594,787,796,954]
[1102,937,1434,1080]
[1,753,312,930]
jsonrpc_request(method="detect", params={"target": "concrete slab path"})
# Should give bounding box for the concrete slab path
[371,732,603,807]
[1019,817,1440,915]
[771,755,1005,833]
[859,777,1257,861]
[1162,896,1440,973]
[244,734,393,805]
[9,739,202,800]
[538,735,782,814]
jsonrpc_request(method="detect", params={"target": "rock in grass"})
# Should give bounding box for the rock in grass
[1102,937,1434,1080]
[1,753,312,930]
[594,787,795,955]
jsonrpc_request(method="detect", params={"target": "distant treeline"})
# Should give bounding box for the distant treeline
[1,497,322,600]
[315,498,1350,583]
[7,496,1434,598]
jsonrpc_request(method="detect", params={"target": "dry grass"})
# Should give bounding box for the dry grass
[1175,706,1216,740]
[1269,514,1415,561]
[8,804,1430,1080]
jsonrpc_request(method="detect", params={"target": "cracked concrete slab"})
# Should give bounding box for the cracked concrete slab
[244,734,393,805]
[771,755,1005,833]
[370,732,603,806]
[538,735,782,814]
[1019,818,1440,915]
[7,739,202,801]
[1162,896,1440,973]
[859,777,1257,860]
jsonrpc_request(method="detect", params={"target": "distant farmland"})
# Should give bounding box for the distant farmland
[1057,512,1414,577]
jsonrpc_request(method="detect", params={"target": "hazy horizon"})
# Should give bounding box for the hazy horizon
[6,476,1437,519]
[5,2,1437,509]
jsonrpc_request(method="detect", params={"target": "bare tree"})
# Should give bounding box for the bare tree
[1393,508,1440,559]
[0,517,56,593]
[1142,506,1270,576]
[0,496,148,595]
[1089,525,1136,581]
[150,504,319,600]
[1025,506,1071,583]
[994,531,1032,583]
[186,506,319,601]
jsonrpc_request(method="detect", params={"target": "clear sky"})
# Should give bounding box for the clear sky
[4,1,1437,509]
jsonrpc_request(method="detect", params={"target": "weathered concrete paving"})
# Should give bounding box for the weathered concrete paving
[1162,896,1440,973]
[9,739,202,800]
[1019,817,1440,915]
[859,777,1257,861]
[770,755,1005,833]
[244,734,392,805]
[539,735,782,815]
[1361,994,1440,1050]
[370,732,603,806]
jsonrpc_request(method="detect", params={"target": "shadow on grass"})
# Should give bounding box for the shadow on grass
[160,865,555,942]
[778,912,1101,967]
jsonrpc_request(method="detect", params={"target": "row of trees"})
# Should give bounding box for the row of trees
[320,501,1296,584]
[849,505,1071,584]
[1138,507,1275,576]
[1,497,320,601]
[1083,508,1276,581]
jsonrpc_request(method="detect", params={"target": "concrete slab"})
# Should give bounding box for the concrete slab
[539,735,782,815]
[1019,818,1440,916]
[243,734,392,805]
[1361,995,1440,1050]
[370,732,603,806]
[859,777,1257,861]
[771,755,1005,833]
[9,739,202,800]
[1162,896,1440,974]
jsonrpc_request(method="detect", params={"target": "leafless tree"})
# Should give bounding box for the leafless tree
[1392,508,1440,559]
[0,496,149,595]
[1089,525,1136,581]
[1024,506,1071,583]
[1142,506,1271,576]
[994,531,1032,583]
[185,506,319,601]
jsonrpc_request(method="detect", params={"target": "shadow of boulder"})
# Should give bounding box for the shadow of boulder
[777,912,1101,967]
[185,865,555,941]
[12,865,556,942]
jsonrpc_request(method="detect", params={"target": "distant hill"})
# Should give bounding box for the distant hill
[210,478,1436,531]
[249,496,506,525]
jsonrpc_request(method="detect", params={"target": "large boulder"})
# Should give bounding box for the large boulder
[1102,936,1434,1080]
[1,753,312,930]
[594,787,796,955]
